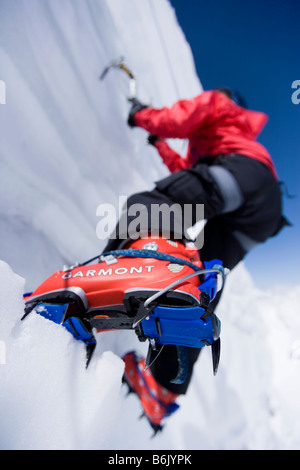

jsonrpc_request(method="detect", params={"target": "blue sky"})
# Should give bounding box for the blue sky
[170,0,300,288]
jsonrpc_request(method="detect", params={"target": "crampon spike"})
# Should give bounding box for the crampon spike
[150,422,163,437]
[144,342,165,371]
[85,342,96,368]
[212,338,221,375]
[138,409,163,437]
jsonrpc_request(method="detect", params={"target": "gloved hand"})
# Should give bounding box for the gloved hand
[147,134,159,146]
[127,98,148,127]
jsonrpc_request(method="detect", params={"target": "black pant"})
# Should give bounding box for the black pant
[104,154,285,394]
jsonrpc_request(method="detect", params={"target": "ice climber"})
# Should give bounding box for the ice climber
[104,88,289,432]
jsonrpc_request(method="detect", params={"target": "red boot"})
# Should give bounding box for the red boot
[122,351,180,434]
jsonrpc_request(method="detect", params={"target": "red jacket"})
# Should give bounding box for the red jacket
[134,90,278,179]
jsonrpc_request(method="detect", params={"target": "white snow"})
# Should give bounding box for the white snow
[0,0,300,450]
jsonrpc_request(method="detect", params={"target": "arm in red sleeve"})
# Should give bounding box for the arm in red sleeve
[134,91,213,139]
[154,139,190,173]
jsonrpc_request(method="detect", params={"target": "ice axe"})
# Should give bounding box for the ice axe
[100,56,137,99]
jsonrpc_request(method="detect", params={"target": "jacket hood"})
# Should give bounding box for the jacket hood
[242,108,269,138]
